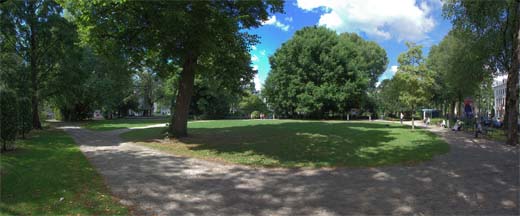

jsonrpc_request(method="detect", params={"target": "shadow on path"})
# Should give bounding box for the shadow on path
[60,123,519,216]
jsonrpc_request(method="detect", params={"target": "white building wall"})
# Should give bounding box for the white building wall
[492,74,520,124]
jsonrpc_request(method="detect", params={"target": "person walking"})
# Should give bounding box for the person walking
[400,112,404,125]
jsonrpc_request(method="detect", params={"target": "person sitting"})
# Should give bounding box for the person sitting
[441,120,446,128]
[452,120,462,131]
[475,120,483,138]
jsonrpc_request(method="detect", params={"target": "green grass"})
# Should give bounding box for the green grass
[121,120,450,168]
[83,117,168,131]
[0,130,128,215]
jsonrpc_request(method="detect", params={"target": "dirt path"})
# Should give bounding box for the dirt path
[60,122,519,216]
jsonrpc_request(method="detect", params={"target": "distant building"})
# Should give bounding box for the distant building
[153,103,171,116]
[493,74,520,124]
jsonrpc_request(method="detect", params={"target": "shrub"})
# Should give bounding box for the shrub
[0,87,18,151]
[250,110,260,119]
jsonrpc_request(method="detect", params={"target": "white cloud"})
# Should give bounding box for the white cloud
[296,0,437,41]
[285,17,293,22]
[251,45,257,50]
[390,65,398,75]
[260,50,267,56]
[262,15,290,31]
[379,65,399,80]
[253,73,262,91]
[251,54,259,62]
[252,65,259,71]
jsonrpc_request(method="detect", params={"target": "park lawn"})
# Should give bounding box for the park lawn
[0,129,128,215]
[121,120,450,167]
[83,117,168,131]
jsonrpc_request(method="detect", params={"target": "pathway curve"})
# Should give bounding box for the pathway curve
[60,122,519,216]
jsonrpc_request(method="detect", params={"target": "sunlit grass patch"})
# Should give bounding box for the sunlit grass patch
[121,120,450,168]
[0,130,128,215]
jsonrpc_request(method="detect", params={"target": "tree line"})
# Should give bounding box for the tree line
[377,0,519,145]
[0,0,282,150]
[1,0,517,146]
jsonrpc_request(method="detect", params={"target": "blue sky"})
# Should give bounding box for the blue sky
[247,0,452,91]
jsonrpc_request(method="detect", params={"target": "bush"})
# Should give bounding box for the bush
[1,87,18,151]
[17,97,32,138]
[250,111,260,119]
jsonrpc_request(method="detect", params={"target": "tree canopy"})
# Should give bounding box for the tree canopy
[263,26,388,119]
[443,0,519,145]
[63,0,284,137]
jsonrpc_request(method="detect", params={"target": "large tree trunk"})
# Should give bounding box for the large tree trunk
[505,1,519,146]
[170,52,198,137]
[29,6,42,130]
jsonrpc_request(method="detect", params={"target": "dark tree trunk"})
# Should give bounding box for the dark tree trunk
[29,7,42,130]
[171,52,198,137]
[505,1,519,146]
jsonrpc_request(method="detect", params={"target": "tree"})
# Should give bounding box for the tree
[426,29,489,119]
[264,26,387,119]
[135,70,159,117]
[63,0,283,137]
[443,0,519,145]
[0,87,18,151]
[393,42,434,130]
[239,93,268,115]
[0,0,78,129]
[377,79,402,117]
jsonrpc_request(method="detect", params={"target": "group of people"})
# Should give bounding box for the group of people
[250,113,267,119]
[398,110,500,138]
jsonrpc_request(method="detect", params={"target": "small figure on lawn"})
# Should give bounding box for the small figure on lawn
[400,112,404,125]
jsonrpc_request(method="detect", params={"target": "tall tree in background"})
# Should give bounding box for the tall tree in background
[264,26,387,118]
[1,0,75,129]
[426,29,489,119]
[444,0,519,145]
[393,42,433,130]
[63,0,283,137]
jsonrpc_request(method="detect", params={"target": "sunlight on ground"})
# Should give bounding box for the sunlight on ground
[121,120,450,167]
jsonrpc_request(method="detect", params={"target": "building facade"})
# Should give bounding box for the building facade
[493,74,520,124]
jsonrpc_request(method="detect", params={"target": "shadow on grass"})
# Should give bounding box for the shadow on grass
[135,121,450,167]
[58,121,519,215]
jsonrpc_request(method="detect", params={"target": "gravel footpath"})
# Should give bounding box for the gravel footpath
[60,122,519,216]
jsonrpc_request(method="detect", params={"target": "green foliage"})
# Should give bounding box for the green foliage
[121,120,450,167]
[0,87,18,151]
[250,111,261,119]
[62,0,284,136]
[443,0,516,72]
[382,43,434,115]
[190,75,245,119]
[0,0,80,128]
[48,47,134,121]
[0,130,128,215]
[17,97,33,138]
[427,30,488,104]
[443,0,519,145]
[239,93,268,115]
[264,26,388,118]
